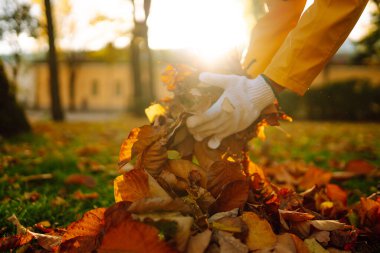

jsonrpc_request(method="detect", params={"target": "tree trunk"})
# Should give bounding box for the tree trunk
[0,60,31,138]
[130,0,154,115]
[44,0,64,121]
[68,64,76,111]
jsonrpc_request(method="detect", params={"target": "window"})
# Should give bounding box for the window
[92,80,98,96]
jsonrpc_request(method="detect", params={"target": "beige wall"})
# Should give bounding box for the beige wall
[34,62,134,111]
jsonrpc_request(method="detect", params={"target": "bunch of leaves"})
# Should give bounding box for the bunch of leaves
[2,64,380,252]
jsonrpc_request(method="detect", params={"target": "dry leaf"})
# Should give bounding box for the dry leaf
[291,234,311,253]
[345,159,375,175]
[209,180,249,214]
[186,229,212,253]
[279,210,315,222]
[308,220,345,231]
[207,161,246,197]
[72,190,99,200]
[167,159,207,188]
[309,231,330,244]
[242,212,277,251]
[216,231,249,253]
[304,238,329,253]
[114,169,150,202]
[99,218,178,253]
[64,174,96,188]
[299,167,332,190]
[326,184,347,206]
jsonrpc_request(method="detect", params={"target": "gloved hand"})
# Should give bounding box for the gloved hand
[186,72,275,149]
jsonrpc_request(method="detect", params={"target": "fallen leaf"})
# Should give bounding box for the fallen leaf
[0,234,33,251]
[309,231,330,244]
[345,159,375,175]
[134,213,193,252]
[299,167,332,190]
[72,190,99,200]
[242,212,277,251]
[64,174,96,188]
[304,238,329,253]
[291,234,311,253]
[212,216,245,233]
[309,220,345,231]
[209,180,249,214]
[186,229,212,253]
[128,197,192,214]
[279,210,315,222]
[216,231,249,253]
[118,127,140,165]
[326,184,347,206]
[99,217,178,253]
[62,208,106,243]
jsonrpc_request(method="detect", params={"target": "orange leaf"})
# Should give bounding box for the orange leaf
[326,184,347,206]
[62,208,106,242]
[209,180,249,214]
[60,208,106,252]
[0,234,33,251]
[242,212,277,251]
[298,167,332,190]
[114,169,150,203]
[64,174,96,188]
[118,127,140,165]
[98,218,178,253]
[207,161,246,197]
[345,159,375,175]
[290,234,311,253]
[160,64,194,91]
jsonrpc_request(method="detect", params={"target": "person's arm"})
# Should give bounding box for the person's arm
[242,0,307,78]
[264,0,369,95]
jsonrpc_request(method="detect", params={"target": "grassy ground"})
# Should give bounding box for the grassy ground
[0,119,379,235]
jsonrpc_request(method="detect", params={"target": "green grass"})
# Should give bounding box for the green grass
[0,119,379,235]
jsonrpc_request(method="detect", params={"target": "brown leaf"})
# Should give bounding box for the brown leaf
[357,197,380,234]
[207,161,246,197]
[298,167,332,190]
[137,140,168,177]
[64,174,96,188]
[279,210,315,222]
[72,190,99,200]
[114,169,150,202]
[128,197,192,214]
[345,159,375,175]
[98,218,178,253]
[193,140,224,170]
[242,212,277,251]
[209,180,249,214]
[28,231,62,251]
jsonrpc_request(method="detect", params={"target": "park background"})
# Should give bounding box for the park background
[0,0,379,241]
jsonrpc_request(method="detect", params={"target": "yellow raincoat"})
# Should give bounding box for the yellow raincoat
[242,0,368,95]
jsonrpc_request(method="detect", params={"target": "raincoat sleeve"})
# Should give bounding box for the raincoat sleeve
[243,0,369,95]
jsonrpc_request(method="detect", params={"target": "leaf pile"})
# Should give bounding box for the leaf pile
[1,64,379,253]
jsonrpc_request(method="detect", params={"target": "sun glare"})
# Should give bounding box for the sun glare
[148,0,248,63]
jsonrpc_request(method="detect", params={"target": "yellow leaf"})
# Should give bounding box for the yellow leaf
[145,103,166,123]
[242,212,277,251]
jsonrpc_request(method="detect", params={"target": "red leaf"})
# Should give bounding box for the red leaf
[298,167,332,190]
[0,234,33,251]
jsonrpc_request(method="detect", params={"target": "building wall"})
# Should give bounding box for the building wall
[34,62,134,111]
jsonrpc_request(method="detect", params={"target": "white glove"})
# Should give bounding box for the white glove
[186,72,275,149]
